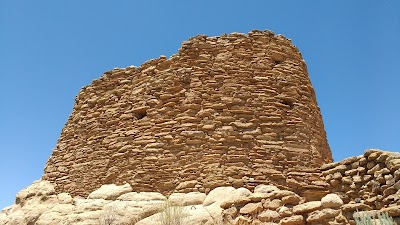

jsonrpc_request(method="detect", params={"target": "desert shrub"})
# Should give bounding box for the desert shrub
[157,200,187,225]
[354,210,395,225]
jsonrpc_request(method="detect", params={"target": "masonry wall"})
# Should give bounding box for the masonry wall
[321,149,400,208]
[43,30,332,197]
[222,149,400,225]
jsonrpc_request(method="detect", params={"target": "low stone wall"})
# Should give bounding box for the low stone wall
[220,185,400,225]
[321,149,400,208]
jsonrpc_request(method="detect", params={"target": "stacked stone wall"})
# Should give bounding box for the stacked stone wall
[321,149,400,209]
[220,149,400,225]
[43,30,332,197]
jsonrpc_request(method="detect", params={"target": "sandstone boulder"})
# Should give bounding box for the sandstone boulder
[135,204,218,225]
[168,192,206,206]
[321,193,343,208]
[117,191,167,201]
[279,215,304,225]
[88,183,132,200]
[258,210,280,222]
[341,203,372,212]
[203,186,251,207]
[254,185,280,194]
[293,201,322,214]
[15,179,55,204]
[306,208,340,223]
[239,202,263,214]
[381,205,400,217]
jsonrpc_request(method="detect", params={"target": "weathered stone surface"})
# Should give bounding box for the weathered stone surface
[321,193,343,208]
[35,204,74,225]
[380,205,400,217]
[306,208,340,223]
[117,191,167,201]
[168,192,206,206]
[87,183,132,200]
[254,185,280,194]
[57,193,73,204]
[42,30,332,197]
[239,202,263,214]
[281,195,301,205]
[203,186,251,208]
[293,201,322,214]
[341,203,372,212]
[258,210,280,222]
[264,199,283,210]
[15,180,55,204]
[279,215,304,225]
[278,206,293,217]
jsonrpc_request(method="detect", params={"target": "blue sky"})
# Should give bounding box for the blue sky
[1,1,399,209]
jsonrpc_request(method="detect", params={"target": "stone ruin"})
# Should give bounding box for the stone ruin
[42,30,332,198]
[2,30,399,225]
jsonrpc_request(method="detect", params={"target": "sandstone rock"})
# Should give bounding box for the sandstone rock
[239,202,263,214]
[168,192,206,206]
[341,203,372,212]
[270,190,297,199]
[88,183,132,200]
[278,206,293,217]
[249,192,272,202]
[203,186,251,207]
[264,199,282,210]
[35,204,74,225]
[64,210,104,225]
[10,202,56,225]
[254,184,280,194]
[380,205,400,217]
[281,195,301,205]
[220,197,251,209]
[136,204,218,225]
[74,199,110,212]
[321,193,343,208]
[233,215,252,225]
[176,180,197,190]
[117,191,167,201]
[258,210,280,222]
[100,200,157,224]
[306,208,340,223]
[279,215,304,225]
[15,180,55,204]
[293,201,322,214]
[57,193,73,204]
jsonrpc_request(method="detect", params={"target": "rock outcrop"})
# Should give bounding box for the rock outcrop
[42,30,332,197]
[2,150,400,225]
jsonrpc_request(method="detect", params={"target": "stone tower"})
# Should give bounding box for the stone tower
[43,30,332,197]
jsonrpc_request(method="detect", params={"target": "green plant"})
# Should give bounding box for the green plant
[157,200,187,225]
[354,210,395,225]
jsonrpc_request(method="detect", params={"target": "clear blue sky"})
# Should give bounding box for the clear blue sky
[1,1,399,209]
